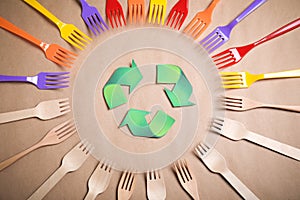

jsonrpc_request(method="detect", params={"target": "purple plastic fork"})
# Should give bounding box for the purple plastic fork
[199,0,267,54]
[0,72,69,90]
[80,0,109,35]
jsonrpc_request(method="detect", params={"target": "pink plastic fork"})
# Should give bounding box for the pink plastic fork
[106,0,126,28]
[166,0,189,30]
[213,18,300,69]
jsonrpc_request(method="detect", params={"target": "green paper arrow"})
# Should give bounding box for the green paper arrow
[103,60,143,109]
[120,109,175,138]
[157,64,195,107]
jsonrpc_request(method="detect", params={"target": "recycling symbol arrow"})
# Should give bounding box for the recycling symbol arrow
[157,64,195,107]
[103,60,143,109]
[120,109,175,138]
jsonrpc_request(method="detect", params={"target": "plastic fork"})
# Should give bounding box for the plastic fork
[80,0,109,35]
[224,95,300,112]
[195,143,259,200]
[211,117,300,161]
[0,98,70,124]
[128,0,145,24]
[0,120,75,171]
[146,170,166,200]
[213,18,300,69]
[184,0,220,39]
[84,162,113,200]
[0,17,77,68]
[174,160,199,200]
[28,141,93,200]
[0,72,69,90]
[24,0,92,50]
[106,0,126,28]
[148,0,167,25]
[117,171,135,200]
[220,68,300,89]
[166,0,189,30]
[199,0,267,54]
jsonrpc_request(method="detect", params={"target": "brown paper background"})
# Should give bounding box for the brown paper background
[0,0,299,199]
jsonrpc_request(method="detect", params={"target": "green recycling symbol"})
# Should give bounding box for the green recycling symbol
[103,60,195,138]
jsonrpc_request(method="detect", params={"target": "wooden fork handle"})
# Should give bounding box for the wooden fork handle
[0,143,40,171]
[28,166,67,200]
[84,191,97,200]
[254,18,300,46]
[246,131,300,161]
[23,0,64,28]
[0,108,36,124]
[262,104,300,113]
[0,17,41,46]
[222,169,259,200]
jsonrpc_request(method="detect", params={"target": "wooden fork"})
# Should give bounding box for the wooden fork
[0,120,75,171]
[118,171,135,200]
[174,160,199,200]
[0,17,77,68]
[195,143,259,199]
[128,0,145,24]
[84,162,113,200]
[224,95,300,112]
[28,141,93,200]
[211,117,300,161]
[220,69,300,89]
[146,170,166,200]
[0,98,70,124]
[184,0,220,39]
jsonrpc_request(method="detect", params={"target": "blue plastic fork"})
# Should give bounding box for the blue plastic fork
[199,0,267,54]
[0,72,69,90]
[80,0,109,35]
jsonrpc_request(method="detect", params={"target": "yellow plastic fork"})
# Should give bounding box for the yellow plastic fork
[24,0,92,50]
[220,69,300,89]
[148,0,167,25]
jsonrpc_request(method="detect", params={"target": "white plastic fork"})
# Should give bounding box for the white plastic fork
[28,141,93,200]
[211,117,300,161]
[0,98,70,124]
[146,170,166,200]
[84,162,113,200]
[195,143,259,200]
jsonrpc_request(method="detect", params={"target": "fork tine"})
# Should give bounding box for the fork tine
[152,5,159,23]
[53,119,72,132]
[166,10,176,26]
[66,36,83,50]
[69,34,87,48]
[200,30,216,45]
[157,5,163,24]
[118,8,127,26]
[148,4,154,23]
[45,72,70,76]
[55,120,74,134]
[88,16,101,34]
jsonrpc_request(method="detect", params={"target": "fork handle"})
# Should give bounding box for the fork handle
[0,17,41,47]
[206,0,220,13]
[222,169,259,200]
[23,0,64,28]
[263,69,300,79]
[254,18,300,46]
[262,104,300,112]
[0,108,36,124]
[0,75,28,82]
[245,131,300,161]
[84,191,97,200]
[228,0,267,28]
[0,143,40,171]
[28,166,68,200]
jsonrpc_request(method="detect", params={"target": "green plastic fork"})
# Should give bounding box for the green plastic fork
[220,69,300,89]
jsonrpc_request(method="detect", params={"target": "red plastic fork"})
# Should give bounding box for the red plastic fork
[213,18,300,69]
[106,0,126,28]
[166,0,189,30]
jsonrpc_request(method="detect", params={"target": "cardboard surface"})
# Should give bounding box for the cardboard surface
[0,0,299,199]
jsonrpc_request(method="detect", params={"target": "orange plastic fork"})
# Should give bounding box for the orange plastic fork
[128,0,145,24]
[0,17,76,68]
[184,0,220,39]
